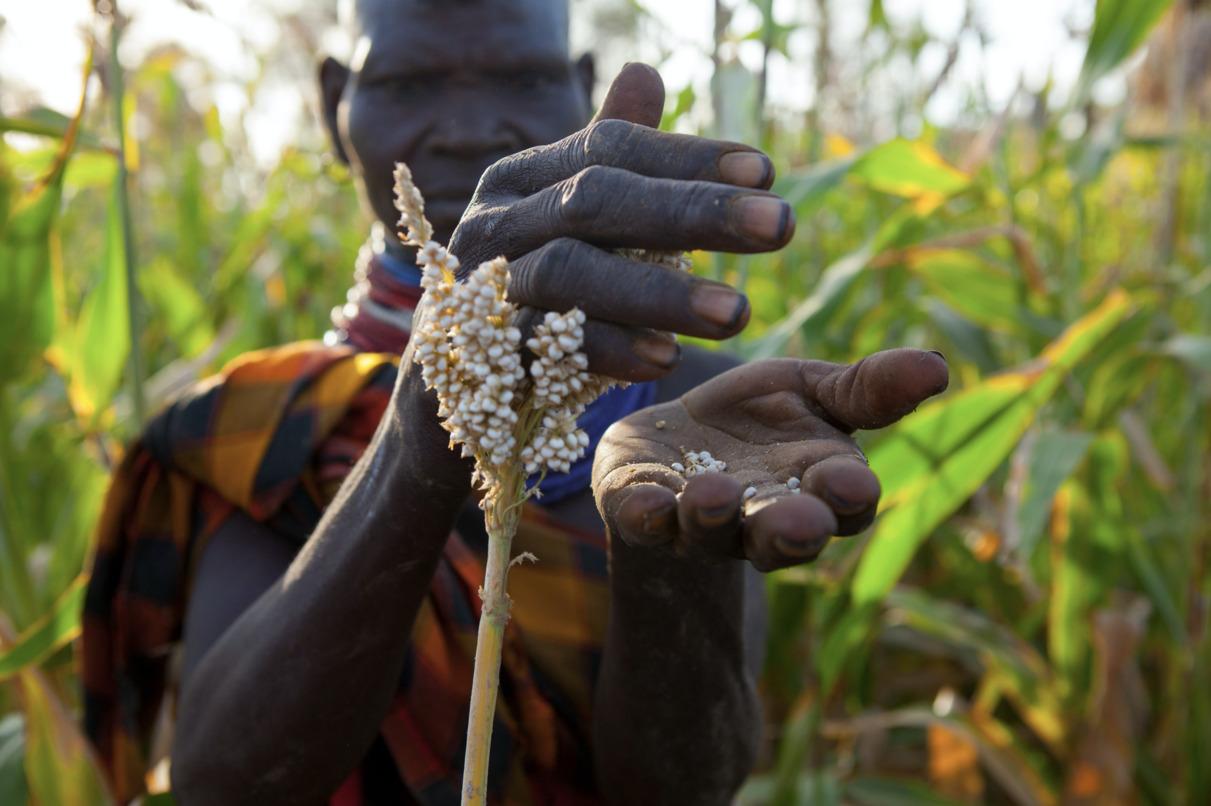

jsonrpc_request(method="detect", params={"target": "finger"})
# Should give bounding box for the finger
[800,455,880,536]
[594,447,685,548]
[479,166,793,257]
[516,307,682,382]
[508,239,750,339]
[486,120,775,197]
[609,481,679,548]
[799,349,949,432]
[677,472,744,558]
[742,494,837,572]
[591,62,665,127]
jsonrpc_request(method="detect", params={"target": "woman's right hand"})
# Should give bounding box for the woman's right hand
[447,62,796,383]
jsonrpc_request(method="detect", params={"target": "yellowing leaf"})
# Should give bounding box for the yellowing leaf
[817,292,1135,692]
[16,667,114,806]
[824,133,857,158]
[850,139,970,201]
[0,577,87,683]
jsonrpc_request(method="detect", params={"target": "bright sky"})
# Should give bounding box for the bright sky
[2,0,1097,161]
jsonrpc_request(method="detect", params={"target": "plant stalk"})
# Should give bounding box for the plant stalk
[105,1,146,427]
[460,470,526,805]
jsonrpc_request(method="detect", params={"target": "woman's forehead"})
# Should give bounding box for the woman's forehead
[350,0,570,54]
[350,0,572,80]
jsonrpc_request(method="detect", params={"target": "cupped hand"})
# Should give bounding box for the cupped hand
[447,63,795,383]
[592,349,949,571]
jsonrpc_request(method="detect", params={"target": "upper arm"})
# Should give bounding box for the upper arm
[180,510,300,688]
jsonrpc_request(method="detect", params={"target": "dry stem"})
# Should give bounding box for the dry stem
[460,404,543,804]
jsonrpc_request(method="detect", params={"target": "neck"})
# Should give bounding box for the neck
[325,227,424,354]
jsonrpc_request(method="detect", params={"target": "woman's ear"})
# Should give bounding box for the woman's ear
[318,56,352,165]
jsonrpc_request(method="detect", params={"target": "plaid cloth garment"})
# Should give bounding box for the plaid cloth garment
[81,341,609,804]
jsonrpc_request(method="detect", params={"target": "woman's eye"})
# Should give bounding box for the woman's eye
[508,71,557,90]
[372,75,438,95]
[390,78,427,93]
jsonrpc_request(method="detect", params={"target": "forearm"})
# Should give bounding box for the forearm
[173,377,470,804]
[593,541,762,805]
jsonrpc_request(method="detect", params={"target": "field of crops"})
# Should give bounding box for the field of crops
[1,0,1208,803]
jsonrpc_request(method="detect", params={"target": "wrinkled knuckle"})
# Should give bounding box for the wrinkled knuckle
[508,254,538,303]
[558,166,612,227]
[583,118,630,164]
[450,211,493,265]
[544,236,583,271]
[479,155,512,193]
[529,238,581,302]
[676,183,722,231]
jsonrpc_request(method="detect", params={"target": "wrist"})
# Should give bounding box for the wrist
[385,359,475,494]
[608,535,746,606]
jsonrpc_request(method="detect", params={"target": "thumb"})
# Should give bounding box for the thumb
[801,349,950,432]
[591,62,665,128]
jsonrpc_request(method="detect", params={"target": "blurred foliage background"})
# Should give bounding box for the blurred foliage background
[1,0,1209,803]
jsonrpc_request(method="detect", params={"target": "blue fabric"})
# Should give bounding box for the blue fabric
[529,381,659,505]
[376,241,424,287]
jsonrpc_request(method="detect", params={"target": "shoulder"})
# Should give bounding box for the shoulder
[142,341,399,518]
[654,343,743,402]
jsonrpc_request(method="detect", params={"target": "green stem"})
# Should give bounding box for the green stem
[106,2,146,427]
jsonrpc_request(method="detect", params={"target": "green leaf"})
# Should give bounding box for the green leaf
[1078,0,1174,100]
[64,151,119,191]
[141,257,215,358]
[0,111,107,151]
[925,299,1001,374]
[844,776,967,806]
[854,291,1134,607]
[0,176,64,376]
[866,377,1027,506]
[774,156,857,216]
[906,249,1025,333]
[817,292,1135,691]
[0,150,13,233]
[65,179,132,421]
[888,589,1066,748]
[1159,334,1211,374]
[849,139,970,202]
[0,714,28,806]
[16,666,114,806]
[660,84,696,131]
[867,0,889,31]
[1015,429,1093,559]
[0,576,87,683]
[742,243,874,360]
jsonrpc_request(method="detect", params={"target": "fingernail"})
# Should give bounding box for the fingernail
[691,284,749,330]
[633,333,681,367]
[929,350,947,361]
[719,152,773,188]
[696,502,736,528]
[642,503,676,536]
[734,196,792,243]
[773,534,826,558]
[822,487,866,516]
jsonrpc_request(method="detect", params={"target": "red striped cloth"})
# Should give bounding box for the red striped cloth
[82,340,609,804]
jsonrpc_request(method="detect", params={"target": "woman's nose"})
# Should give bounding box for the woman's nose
[427,110,522,158]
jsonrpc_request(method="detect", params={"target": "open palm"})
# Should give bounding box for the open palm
[592,349,949,571]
